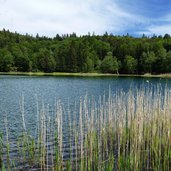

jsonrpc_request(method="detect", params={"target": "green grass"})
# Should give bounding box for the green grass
[1,87,171,170]
[1,71,171,78]
[0,71,119,77]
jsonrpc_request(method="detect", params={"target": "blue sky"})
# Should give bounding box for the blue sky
[0,0,171,37]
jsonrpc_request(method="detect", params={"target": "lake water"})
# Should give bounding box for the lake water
[0,75,171,137]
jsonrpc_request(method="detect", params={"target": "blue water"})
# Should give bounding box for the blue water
[0,75,170,136]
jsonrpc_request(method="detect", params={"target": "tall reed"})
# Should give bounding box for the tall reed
[1,86,171,170]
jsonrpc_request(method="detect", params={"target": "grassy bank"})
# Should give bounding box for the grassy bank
[0,72,118,77]
[1,71,171,78]
[1,87,171,170]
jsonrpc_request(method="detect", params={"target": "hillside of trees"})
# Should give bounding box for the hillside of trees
[1,29,171,74]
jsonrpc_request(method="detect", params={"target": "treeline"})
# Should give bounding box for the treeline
[1,29,171,74]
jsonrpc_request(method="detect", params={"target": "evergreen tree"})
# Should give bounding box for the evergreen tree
[36,48,56,72]
[0,29,171,74]
[0,49,13,71]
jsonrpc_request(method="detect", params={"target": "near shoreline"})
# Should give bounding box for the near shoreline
[0,72,171,78]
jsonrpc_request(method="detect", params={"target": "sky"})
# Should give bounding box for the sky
[0,0,171,37]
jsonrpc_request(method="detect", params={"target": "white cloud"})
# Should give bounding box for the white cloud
[5,0,171,37]
[136,13,171,36]
[0,0,144,37]
[147,24,171,35]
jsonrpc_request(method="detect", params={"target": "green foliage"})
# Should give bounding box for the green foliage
[0,49,13,71]
[85,57,94,72]
[141,51,156,73]
[101,52,119,73]
[123,55,137,74]
[165,51,171,72]
[9,45,30,71]
[0,29,171,74]
[36,48,56,72]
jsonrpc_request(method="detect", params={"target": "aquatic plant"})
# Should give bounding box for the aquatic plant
[1,86,171,170]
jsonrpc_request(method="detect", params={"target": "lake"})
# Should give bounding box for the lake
[1,75,171,170]
[0,75,170,137]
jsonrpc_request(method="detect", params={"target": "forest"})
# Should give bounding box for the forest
[0,29,171,74]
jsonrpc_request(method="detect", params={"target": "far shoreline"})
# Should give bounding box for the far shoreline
[0,72,171,78]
